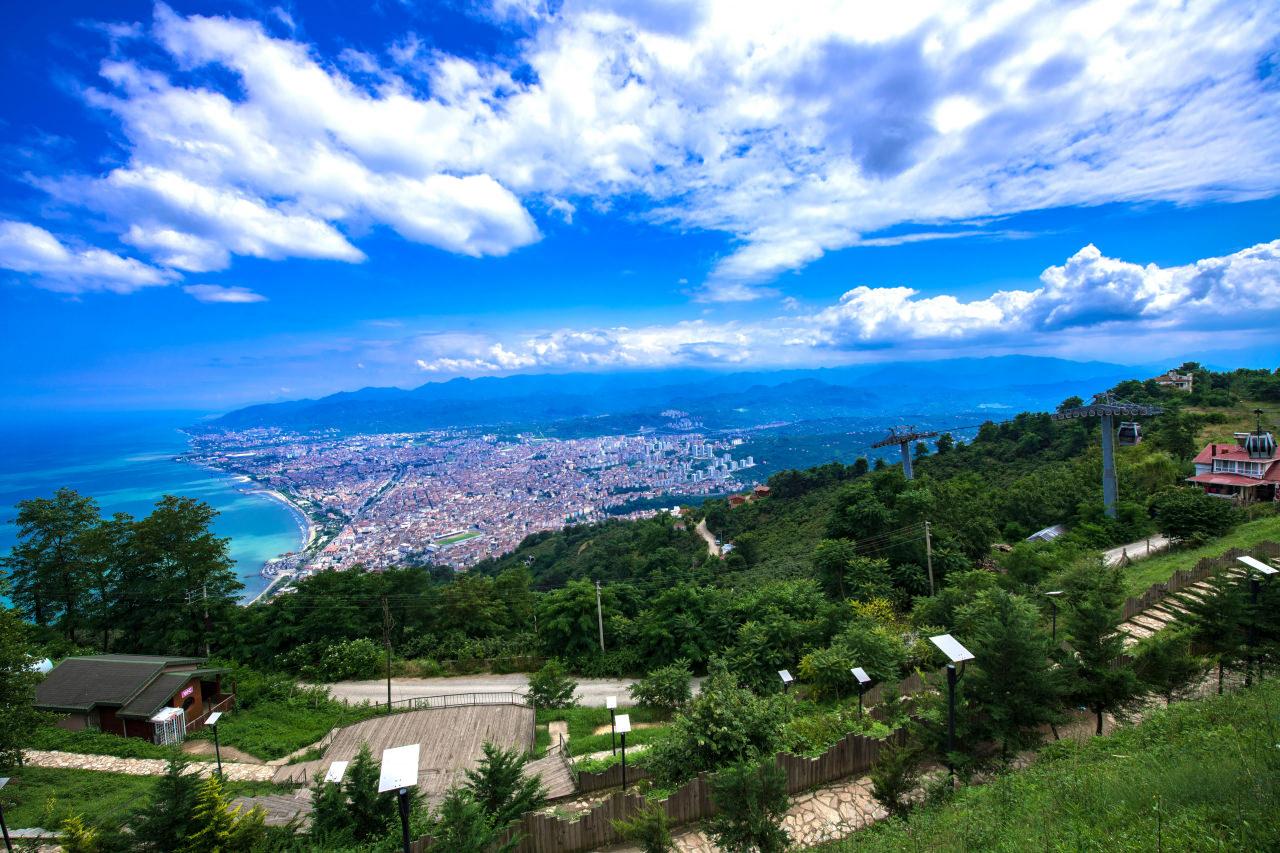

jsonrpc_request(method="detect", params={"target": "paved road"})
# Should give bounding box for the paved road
[1104,534,1170,566]
[322,674,704,707]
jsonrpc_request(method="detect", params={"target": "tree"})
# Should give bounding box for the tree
[644,668,788,787]
[118,496,241,655]
[1058,396,1084,412]
[0,606,45,766]
[525,658,578,709]
[955,589,1062,757]
[428,788,518,853]
[706,759,790,853]
[1149,487,1238,546]
[1181,575,1247,694]
[798,645,854,701]
[59,815,101,853]
[536,579,618,659]
[612,801,674,852]
[1062,561,1139,735]
[868,738,920,818]
[463,742,547,828]
[182,773,266,852]
[131,754,201,851]
[1,488,100,638]
[1132,628,1202,705]
[813,539,858,599]
[935,433,955,454]
[629,660,693,712]
[309,773,352,844]
[345,742,395,842]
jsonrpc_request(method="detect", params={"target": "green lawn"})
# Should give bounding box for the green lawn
[1120,514,1280,597]
[813,679,1280,852]
[535,705,673,757]
[0,766,289,830]
[189,699,386,761]
[27,724,214,761]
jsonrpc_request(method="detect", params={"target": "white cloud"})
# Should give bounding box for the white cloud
[402,238,1280,372]
[0,220,176,293]
[16,2,1280,296]
[183,283,267,303]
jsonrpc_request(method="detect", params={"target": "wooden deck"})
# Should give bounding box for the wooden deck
[273,704,535,803]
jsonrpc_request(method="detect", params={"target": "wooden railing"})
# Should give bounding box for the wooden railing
[1120,541,1280,621]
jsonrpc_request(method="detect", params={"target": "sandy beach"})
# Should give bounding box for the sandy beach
[259,487,318,551]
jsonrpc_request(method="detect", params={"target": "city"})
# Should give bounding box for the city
[184,418,758,577]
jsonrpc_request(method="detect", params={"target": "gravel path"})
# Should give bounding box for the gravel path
[23,749,277,782]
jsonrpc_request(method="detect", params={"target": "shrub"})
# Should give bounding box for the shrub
[1150,486,1239,545]
[612,801,674,852]
[526,659,578,709]
[706,759,790,853]
[868,738,920,818]
[629,661,693,712]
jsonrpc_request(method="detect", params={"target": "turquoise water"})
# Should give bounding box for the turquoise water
[0,413,301,601]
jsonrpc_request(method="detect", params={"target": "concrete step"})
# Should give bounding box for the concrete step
[1130,614,1169,633]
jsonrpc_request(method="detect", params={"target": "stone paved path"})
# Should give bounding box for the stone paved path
[23,749,277,782]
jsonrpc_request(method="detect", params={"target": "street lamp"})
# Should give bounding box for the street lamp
[930,634,975,782]
[0,777,11,853]
[1238,556,1278,687]
[606,695,618,755]
[378,744,421,853]
[778,669,794,694]
[206,712,224,780]
[1044,590,1064,644]
[616,713,632,790]
[851,667,871,721]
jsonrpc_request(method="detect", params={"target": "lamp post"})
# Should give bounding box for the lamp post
[851,667,871,721]
[606,695,618,755]
[1238,556,1278,687]
[616,713,632,790]
[1044,590,1064,645]
[778,669,794,694]
[0,777,11,853]
[206,711,224,779]
[378,744,421,853]
[930,634,975,783]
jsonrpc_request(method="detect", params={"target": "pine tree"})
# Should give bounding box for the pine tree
[1062,560,1139,735]
[706,759,790,853]
[131,754,201,851]
[1133,627,1202,705]
[309,773,352,844]
[182,773,266,853]
[956,589,1063,757]
[345,742,394,842]
[428,788,518,852]
[463,742,547,828]
[1180,574,1247,694]
[0,605,45,766]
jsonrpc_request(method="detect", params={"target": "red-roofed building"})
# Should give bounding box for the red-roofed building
[1187,428,1280,503]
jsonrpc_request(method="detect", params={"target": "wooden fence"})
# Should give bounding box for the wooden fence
[1120,541,1280,621]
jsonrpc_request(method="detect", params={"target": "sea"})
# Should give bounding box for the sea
[0,412,303,602]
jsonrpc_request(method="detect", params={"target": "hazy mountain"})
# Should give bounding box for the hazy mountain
[206,356,1145,435]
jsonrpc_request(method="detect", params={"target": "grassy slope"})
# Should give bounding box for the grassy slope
[1120,514,1280,597]
[187,700,387,761]
[28,724,214,761]
[815,680,1280,852]
[0,766,286,829]
[536,706,673,757]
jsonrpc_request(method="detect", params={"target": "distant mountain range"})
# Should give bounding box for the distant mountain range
[205,356,1153,435]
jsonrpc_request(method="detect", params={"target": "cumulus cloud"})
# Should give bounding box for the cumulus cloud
[183,284,267,303]
[0,220,176,293]
[403,239,1280,373]
[12,1,1276,295]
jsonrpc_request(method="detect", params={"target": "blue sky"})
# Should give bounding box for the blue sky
[2,1,1279,412]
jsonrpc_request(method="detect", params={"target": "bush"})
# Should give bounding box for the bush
[706,759,790,853]
[526,659,578,709]
[1150,486,1239,545]
[629,661,693,712]
[868,738,920,818]
[612,801,674,852]
[299,638,384,683]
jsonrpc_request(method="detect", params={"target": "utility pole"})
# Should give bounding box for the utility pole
[924,521,935,596]
[381,595,394,714]
[595,580,606,653]
[202,584,211,658]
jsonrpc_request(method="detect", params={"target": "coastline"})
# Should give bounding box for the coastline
[254,486,317,554]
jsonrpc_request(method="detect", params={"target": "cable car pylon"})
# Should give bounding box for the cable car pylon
[871,426,939,480]
[1050,393,1163,518]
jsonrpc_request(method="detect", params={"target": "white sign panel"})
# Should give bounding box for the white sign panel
[851,667,871,684]
[615,713,632,734]
[1239,555,1279,576]
[324,761,349,784]
[778,669,794,683]
[606,695,617,710]
[377,744,420,793]
[205,712,223,726]
[930,633,975,663]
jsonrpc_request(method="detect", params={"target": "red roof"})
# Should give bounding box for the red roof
[1193,443,1280,465]
[1187,473,1267,487]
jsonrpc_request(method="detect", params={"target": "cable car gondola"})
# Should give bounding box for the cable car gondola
[1117,421,1141,446]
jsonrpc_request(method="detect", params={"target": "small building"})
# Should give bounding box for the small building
[1187,427,1280,503]
[34,654,233,743]
[1152,369,1194,392]
[727,494,748,507]
[753,485,772,498]
[1026,524,1068,543]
